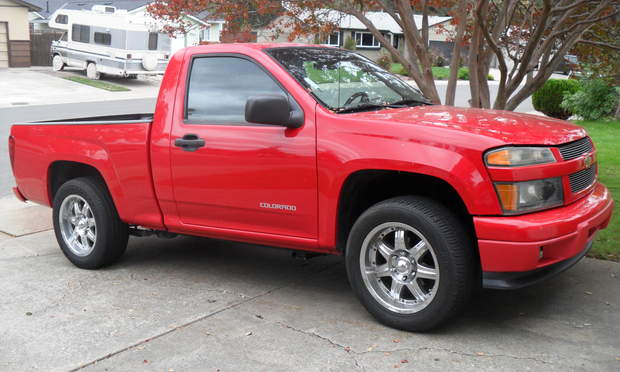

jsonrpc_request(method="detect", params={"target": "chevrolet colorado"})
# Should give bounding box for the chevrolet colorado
[8,44,613,331]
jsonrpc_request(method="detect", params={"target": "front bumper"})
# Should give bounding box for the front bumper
[475,182,613,289]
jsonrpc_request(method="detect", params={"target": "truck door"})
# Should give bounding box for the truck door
[168,55,318,239]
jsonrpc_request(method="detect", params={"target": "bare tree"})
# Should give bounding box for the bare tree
[472,0,620,110]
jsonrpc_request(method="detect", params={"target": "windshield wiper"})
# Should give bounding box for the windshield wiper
[336,99,430,114]
[335,103,391,113]
[387,98,431,107]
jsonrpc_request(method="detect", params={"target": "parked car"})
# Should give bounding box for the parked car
[48,5,170,79]
[8,44,613,331]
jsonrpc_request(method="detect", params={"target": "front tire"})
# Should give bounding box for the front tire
[53,177,128,269]
[346,196,474,331]
[52,55,64,71]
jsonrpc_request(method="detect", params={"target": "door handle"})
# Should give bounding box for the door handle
[175,134,205,151]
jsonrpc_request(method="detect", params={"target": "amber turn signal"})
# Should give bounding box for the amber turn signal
[486,149,511,166]
[495,183,518,211]
[485,147,556,167]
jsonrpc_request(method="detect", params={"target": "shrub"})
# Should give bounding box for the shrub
[343,36,356,50]
[561,79,619,121]
[431,53,446,67]
[532,79,580,119]
[376,54,391,70]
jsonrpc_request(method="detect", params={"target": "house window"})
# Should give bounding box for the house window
[393,35,399,49]
[323,32,340,46]
[148,33,158,50]
[201,27,211,42]
[55,14,68,24]
[94,32,111,46]
[71,24,90,43]
[354,32,380,48]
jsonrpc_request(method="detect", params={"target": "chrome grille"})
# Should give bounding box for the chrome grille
[558,137,593,160]
[569,165,596,193]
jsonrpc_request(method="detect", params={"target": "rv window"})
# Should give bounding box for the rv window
[148,33,158,50]
[185,56,287,124]
[55,14,68,24]
[94,32,111,46]
[105,6,115,13]
[71,24,90,43]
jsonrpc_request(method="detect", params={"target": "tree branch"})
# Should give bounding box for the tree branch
[578,39,620,50]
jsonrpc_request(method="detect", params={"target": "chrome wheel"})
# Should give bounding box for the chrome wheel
[59,195,97,257]
[360,222,439,314]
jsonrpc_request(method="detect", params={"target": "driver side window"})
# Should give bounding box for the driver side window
[186,56,287,124]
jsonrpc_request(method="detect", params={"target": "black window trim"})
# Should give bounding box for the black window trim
[93,31,111,46]
[183,53,304,127]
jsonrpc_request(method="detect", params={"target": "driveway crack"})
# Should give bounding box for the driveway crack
[69,260,340,371]
[276,322,550,365]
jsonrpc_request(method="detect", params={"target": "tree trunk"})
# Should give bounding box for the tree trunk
[445,0,467,106]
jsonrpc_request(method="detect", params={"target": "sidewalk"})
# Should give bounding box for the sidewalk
[0,67,160,108]
[0,194,619,371]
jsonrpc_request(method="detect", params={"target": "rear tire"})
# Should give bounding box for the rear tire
[346,196,474,331]
[53,177,128,269]
[86,62,100,80]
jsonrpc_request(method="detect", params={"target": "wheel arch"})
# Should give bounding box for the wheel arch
[48,161,112,208]
[335,169,475,253]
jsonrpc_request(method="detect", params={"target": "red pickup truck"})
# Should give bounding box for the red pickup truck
[9,43,613,331]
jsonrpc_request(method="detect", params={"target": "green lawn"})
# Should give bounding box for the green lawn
[63,76,130,92]
[576,120,620,261]
[389,64,493,80]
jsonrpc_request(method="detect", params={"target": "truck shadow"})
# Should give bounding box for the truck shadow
[115,235,580,335]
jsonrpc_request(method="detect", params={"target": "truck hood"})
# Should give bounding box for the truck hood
[348,105,586,145]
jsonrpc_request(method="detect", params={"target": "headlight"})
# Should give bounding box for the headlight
[486,147,556,167]
[494,178,563,214]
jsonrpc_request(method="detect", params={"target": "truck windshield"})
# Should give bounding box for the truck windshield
[266,47,430,112]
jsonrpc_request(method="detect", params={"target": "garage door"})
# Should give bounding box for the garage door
[0,23,8,68]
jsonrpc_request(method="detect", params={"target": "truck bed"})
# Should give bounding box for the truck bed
[21,113,154,125]
[10,114,164,229]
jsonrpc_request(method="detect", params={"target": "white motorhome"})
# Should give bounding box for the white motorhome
[48,5,171,79]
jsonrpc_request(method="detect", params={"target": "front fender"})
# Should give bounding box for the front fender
[315,116,502,250]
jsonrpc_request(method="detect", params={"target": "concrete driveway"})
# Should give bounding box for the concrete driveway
[0,67,160,108]
[0,196,619,371]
